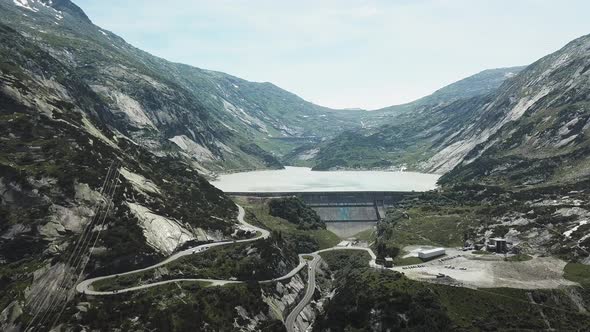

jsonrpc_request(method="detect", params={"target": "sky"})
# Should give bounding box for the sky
[76,0,590,110]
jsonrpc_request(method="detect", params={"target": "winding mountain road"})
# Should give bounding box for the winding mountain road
[285,254,321,332]
[76,204,274,295]
[76,204,383,331]
[284,247,383,332]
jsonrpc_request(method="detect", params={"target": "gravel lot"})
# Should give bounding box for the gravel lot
[392,246,577,289]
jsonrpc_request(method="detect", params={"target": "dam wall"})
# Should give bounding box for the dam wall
[313,206,379,222]
[227,191,415,206]
[229,191,417,222]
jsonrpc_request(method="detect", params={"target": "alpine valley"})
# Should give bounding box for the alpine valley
[1,1,590,331]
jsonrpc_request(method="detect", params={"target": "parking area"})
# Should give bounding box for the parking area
[391,246,577,289]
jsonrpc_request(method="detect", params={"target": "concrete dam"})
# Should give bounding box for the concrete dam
[228,191,417,238]
[228,191,416,221]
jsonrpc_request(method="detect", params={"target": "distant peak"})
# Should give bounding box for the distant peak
[41,0,90,22]
[12,0,91,22]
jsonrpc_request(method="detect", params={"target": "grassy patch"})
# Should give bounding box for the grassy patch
[92,271,153,292]
[387,206,480,248]
[76,281,282,331]
[505,254,533,262]
[352,228,375,242]
[237,197,340,251]
[317,251,590,331]
[473,250,493,255]
[0,258,44,310]
[564,263,590,287]
[93,277,212,292]
[94,237,298,291]
[318,250,371,270]
[393,256,423,266]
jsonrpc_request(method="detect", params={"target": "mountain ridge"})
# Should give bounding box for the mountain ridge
[298,66,525,170]
[1,0,368,173]
[439,32,590,186]
[2,1,590,331]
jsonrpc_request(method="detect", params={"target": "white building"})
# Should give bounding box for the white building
[418,248,445,259]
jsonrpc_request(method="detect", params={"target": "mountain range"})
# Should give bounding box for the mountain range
[308,34,590,190]
[0,0,536,177]
[2,0,590,331]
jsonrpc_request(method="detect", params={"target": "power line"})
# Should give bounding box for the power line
[25,162,119,331]
[40,164,120,330]
[24,161,116,331]
[49,172,120,329]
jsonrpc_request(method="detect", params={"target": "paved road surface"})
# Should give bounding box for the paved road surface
[77,204,271,295]
[285,254,321,332]
[75,205,579,330]
[283,247,383,332]
[77,203,383,332]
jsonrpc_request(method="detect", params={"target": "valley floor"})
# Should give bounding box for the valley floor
[36,192,589,331]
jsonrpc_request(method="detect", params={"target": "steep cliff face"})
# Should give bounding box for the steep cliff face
[439,34,590,186]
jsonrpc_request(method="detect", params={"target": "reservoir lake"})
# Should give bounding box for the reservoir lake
[211,166,440,192]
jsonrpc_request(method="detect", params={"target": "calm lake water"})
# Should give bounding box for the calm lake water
[211,167,440,192]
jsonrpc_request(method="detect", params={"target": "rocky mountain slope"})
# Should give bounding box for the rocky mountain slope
[374,66,525,116]
[310,33,590,187]
[0,5,278,330]
[0,0,366,173]
[299,67,523,170]
[2,0,590,330]
[0,26,305,332]
[439,34,590,187]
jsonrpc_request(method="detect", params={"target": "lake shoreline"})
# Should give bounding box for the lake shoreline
[211,166,440,193]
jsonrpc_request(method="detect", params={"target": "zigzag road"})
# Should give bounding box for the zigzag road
[77,205,318,295]
[76,204,382,330]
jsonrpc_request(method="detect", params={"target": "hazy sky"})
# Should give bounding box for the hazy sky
[77,0,590,110]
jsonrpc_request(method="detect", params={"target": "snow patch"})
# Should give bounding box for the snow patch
[14,0,39,12]
[564,220,588,238]
[504,72,516,78]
